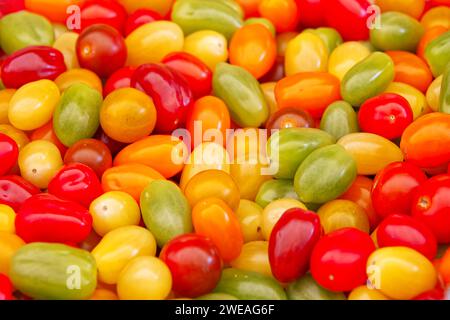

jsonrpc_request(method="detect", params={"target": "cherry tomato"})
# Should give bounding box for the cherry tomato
[236,0,261,18]
[162,52,213,99]
[296,0,326,27]
[183,30,228,71]
[0,133,18,176]
[317,199,370,234]
[0,273,13,300]
[48,163,103,208]
[54,68,103,94]
[0,232,25,276]
[124,8,162,36]
[269,208,321,283]
[377,214,437,260]
[160,234,222,298]
[358,93,414,140]
[417,26,448,60]
[439,247,450,285]
[78,0,128,33]
[115,0,174,17]
[375,0,425,19]
[0,204,15,234]
[64,138,112,177]
[265,107,314,132]
[31,122,67,156]
[1,46,66,89]
[235,200,264,243]
[0,175,39,212]
[24,0,85,23]
[103,66,135,97]
[412,174,450,244]
[258,0,299,33]
[53,31,80,70]
[372,162,427,219]
[311,228,376,292]
[76,24,127,78]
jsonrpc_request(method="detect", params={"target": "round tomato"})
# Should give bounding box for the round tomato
[0,133,18,176]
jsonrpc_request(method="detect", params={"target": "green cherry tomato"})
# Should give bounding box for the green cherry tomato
[320,101,359,140]
[255,179,299,208]
[287,273,346,300]
[244,18,276,36]
[425,31,450,77]
[306,27,343,54]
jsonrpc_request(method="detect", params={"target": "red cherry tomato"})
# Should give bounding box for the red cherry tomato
[103,66,135,97]
[268,208,321,283]
[0,175,40,211]
[377,214,438,260]
[310,227,376,292]
[160,233,222,298]
[0,0,24,15]
[64,138,113,177]
[124,8,162,36]
[358,93,413,140]
[162,52,212,99]
[413,287,444,300]
[0,274,13,300]
[265,107,314,132]
[76,24,127,78]
[131,63,194,133]
[324,0,371,41]
[372,162,427,219]
[15,193,93,244]
[77,0,128,34]
[296,0,326,27]
[48,163,103,208]
[0,133,19,176]
[1,46,66,89]
[412,174,450,244]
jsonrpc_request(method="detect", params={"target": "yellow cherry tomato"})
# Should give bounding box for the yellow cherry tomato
[18,140,63,189]
[285,31,328,75]
[90,288,118,300]
[53,23,67,39]
[184,30,228,71]
[261,82,278,115]
[235,199,264,243]
[116,0,174,16]
[180,142,231,191]
[117,256,172,300]
[338,133,404,176]
[348,286,390,300]
[54,68,102,93]
[328,41,372,81]
[53,31,79,69]
[0,125,29,150]
[89,191,141,237]
[0,89,15,124]
[100,88,157,143]
[421,6,450,29]
[384,82,427,119]
[426,75,442,112]
[374,0,425,19]
[8,79,60,131]
[184,170,240,211]
[126,21,184,66]
[367,247,437,300]
[92,225,157,285]
[0,232,25,276]
[230,241,272,277]
[317,199,370,234]
[0,205,15,234]
[261,198,307,240]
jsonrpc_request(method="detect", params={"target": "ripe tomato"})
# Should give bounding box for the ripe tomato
[124,8,162,36]
[358,93,414,140]
[0,133,18,176]
[310,228,376,292]
[160,234,222,298]
[265,107,314,132]
[0,273,13,300]
[412,174,450,244]
[296,0,326,27]
[78,0,128,33]
[103,66,135,97]
[372,162,427,218]
[258,0,299,33]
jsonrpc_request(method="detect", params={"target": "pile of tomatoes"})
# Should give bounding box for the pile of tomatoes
[0,0,450,301]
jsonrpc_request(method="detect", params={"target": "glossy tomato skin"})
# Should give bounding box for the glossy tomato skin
[162,52,212,99]
[0,133,18,176]
[103,66,135,97]
[131,63,194,133]
[412,174,450,244]
[0,274,13,300]
[266,107,315,132]
[15,193,93,244]
[310,228,376,292]
[48,163,103,208]
[372,162,427,219]
[1,46,66,88]
[160,233,222,298]
[76,24,127,78]
[324,0,371,41]
[358,93,414,140]
[377,214,438,260]
[124,8,162,36]
[268,208,321,283]
[296,0,326,28]
[78,0,128,34]
[0,175,40,212]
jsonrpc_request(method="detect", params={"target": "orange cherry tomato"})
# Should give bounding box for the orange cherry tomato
[275,72,341,118]
[340,176,380,230]
[102,164,165,201]
[229,24,277,79]
[258,0,299,33]
[30,121,67,156]
[417,26,448,60]
[385,51,433,93]
[192,197,244,263]
[25,0,86,23]
[113,135,187,178]
[439,248,450,285]
[186,96,231,148]
[236,0,262,17]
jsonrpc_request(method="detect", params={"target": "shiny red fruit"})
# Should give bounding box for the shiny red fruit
[0,133,18,176]
[266,107,314,132]
[124,8,162,36]
[103,66,135,97]
[77,0,128,33]
[0,274,13,300]
[0,175,40,211]
[296,0,326,27]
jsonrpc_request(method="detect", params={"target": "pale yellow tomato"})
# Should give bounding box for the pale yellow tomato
[0,89,15,124]
[328,41,371,81]
[384,82,427,119]
[230,241,272,277]
[317,199,370,234]
[260,82,278,115]
[0,205,15,234]
[53,31,79,69]
[348,286,390,300]
[426,75,442,112]
[184,30,228,71]
[235,199,264,243]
